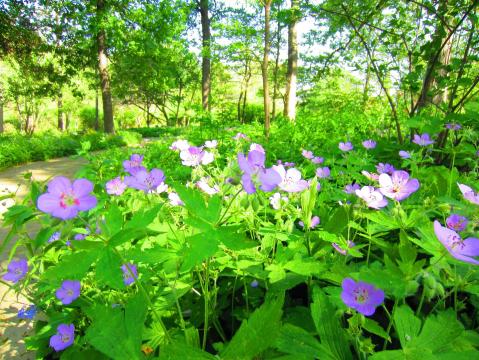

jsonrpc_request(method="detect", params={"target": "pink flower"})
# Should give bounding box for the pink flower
[457,183,479,205]
[355,186,388,209]
[272,165,309,193]
[378,170,419,201]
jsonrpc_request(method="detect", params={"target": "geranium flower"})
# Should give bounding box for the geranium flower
[170,139,190,151]
[180,146,214,166]
[124,169,165,193]
[362,170,380,181]
[445,123,461,131]
[204,140,218,148]
[311,156,324,164]
[18,305,37,320]
[362,140,376,149]
[457,183,479,205]
[315,167,330,179]
[341,278,385,316]
[344,183,360,194]
[269,192,288,210]
[413,133,434,146]
[339,142,353,151]
[446,214,468,232]
[332,241,355,255]
[50,324,74,352]
[302,150,314,159]
[355,186,388,209]
[2,258,28,283]
[250,143,265,153]
[376,163,395,175]
[399,150,411,159]
[56,280,81,305]
[121,263,138,286]
[433,220,479,265]
[106,177,127,195]
[37,177,97,220]
[378,170,419,201]
[299,215,320,229]
[273,165,309,193]
[238,150,281,194]
[168,192,184,206]
[48,231,61,243]
[123,154,146,174]
[196,178,220,195]
[233,132,249,141]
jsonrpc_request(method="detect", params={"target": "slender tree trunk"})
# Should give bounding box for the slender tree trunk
[272,16,282,119]
[65,112,70,130]
[242,61,251,123]
[237,91,243,123]
[200,0,211,111]
[95,89,99,130]
[146,98,151,127]
[0,99,3,133]
[262,0,272,139]
[57,92,64,131]
[363,61,370,106]
[284,0,299,122]
[97,0,114,133]
[175,80,183,124]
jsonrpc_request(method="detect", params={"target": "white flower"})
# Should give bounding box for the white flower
[196,178,220,195]
[355,186,388,209]
[168,192,184,206]
[170,139,190,151]
[156,182,169,194]
[272,165,309,193]
[204,140,218,148]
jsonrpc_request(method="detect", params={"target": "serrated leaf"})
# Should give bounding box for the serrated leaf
[158,341,216,359]
[125,204,162,230]
[363,318,390,341]
[180,233,219,272]
[42,251,98,282]
[393,305,421,348]
[221,293,285,360]
[96,248,125,289]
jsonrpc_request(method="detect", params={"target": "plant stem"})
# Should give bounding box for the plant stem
[382,299,398,350]
[217,188,242,225]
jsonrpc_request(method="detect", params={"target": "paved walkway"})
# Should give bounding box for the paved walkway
[0,155,88,359]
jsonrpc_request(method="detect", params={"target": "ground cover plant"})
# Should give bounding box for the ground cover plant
[2,123,479,359]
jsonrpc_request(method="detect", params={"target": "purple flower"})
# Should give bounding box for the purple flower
[445,123,461,131]
[458,183,479,205]
[123,154,146,175]
[55,280,81,305]
[233,132,249,141]
[332,241,355,255]
[355,186,388,209]
[74,227,90,241]
[299,215,320,229]
[341,278,385,316]
[339,142,353,152]
[434,220,479,265]
[250,280,259,288]
[2,258,28,283]
[48,231,61,243]
[362,140,376,149]
[413,133,434,146]
[399,150,411,159]
[376,163,395,175]
[168,192,184,206]
[204,140,218,148]
[18,305,37,320]
[124,169,165,193]
[106,177,127,196]
[302,150,314,159]
[49,324,74,352]
[446,214,468,232]
[196,178,220,195]
[316,167,331,179]
[121,263,138,286]
[273,165,309,193]
[311,156,324,164]
[344,183,361,194]
[361,170,380,181]
[180,146,214,166]
[170,139,190,151]
[379,170,420,201]
[238,150,281,194]
[37,177,97,220]
[250,143,265,153]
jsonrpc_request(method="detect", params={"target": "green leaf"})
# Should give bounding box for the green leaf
[275,323,336,359]
[311,286,353,360]
[363,318,390,341]
[158,341,217,360]
[85,293,147,360]
[221,293,285,360]
[42,251,98,282]
[125,204,162,230]
[96,248,125,289]
[180,233,219,272]
[104,204,123,236]
[393,305,421,348]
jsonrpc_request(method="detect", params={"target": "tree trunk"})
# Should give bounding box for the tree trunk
[242,64,251,123]
[272,14,282,119]
[200,0,211,111]
[284,0,299,122]
[237,91,243,123]
[262,0,272,139]
[57,92,64,131]
[65,112,70,130]
[97,0,114,133]
[0,99,3,133]
[95,89,99,130]
[146,98,151,127]
[175,80,183,125]
[363,61,370,106]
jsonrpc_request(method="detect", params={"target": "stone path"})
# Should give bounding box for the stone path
[0,155,88,359]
